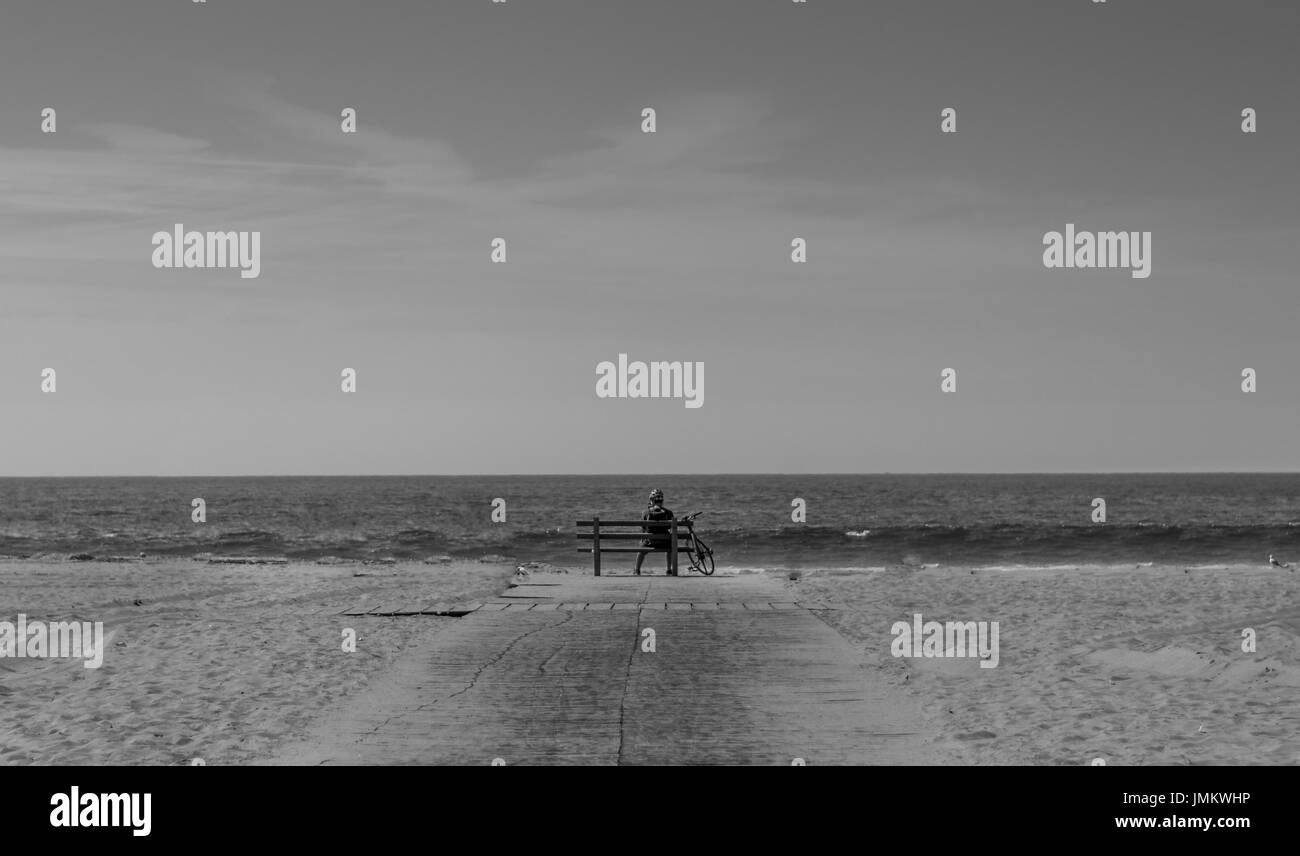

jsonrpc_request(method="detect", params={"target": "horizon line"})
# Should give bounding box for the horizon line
[2,471,1299,479]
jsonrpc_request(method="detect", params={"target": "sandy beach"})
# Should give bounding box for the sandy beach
[797,563,1300,765]
[0,557,515,765]
[2,558,1296,765]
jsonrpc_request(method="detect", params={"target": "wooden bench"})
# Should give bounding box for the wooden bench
[575,516,693,576]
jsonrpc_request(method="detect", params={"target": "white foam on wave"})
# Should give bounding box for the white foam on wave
[970,563,1081,572]
[717,565,891,576]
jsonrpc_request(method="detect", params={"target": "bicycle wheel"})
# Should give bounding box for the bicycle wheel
[692,538,715,575]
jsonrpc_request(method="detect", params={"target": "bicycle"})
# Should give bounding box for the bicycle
[679,511,715,575]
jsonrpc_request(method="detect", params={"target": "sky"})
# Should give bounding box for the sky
[1,0,1297,475]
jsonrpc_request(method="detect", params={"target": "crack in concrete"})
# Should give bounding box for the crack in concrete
[357,612,568,738]
[615,612,639,766]
[616,581,651,766]
[537,614,577,675]
[443,612,569,703]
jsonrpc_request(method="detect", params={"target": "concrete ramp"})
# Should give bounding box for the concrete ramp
[274,574,939,765]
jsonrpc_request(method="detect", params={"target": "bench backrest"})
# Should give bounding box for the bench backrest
[575,516,691,576]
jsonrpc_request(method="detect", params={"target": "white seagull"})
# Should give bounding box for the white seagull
[1269,554,1292,570]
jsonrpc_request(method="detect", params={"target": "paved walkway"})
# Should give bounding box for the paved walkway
[275,574,939,765]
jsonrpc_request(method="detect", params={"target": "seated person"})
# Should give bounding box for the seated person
[633,488,675,575]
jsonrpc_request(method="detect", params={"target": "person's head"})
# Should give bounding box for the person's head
[649,488,664,506]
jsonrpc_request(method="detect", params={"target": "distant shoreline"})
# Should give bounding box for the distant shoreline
[4,471,1300,479]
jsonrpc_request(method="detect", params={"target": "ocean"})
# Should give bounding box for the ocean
[1,474,1298,570]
